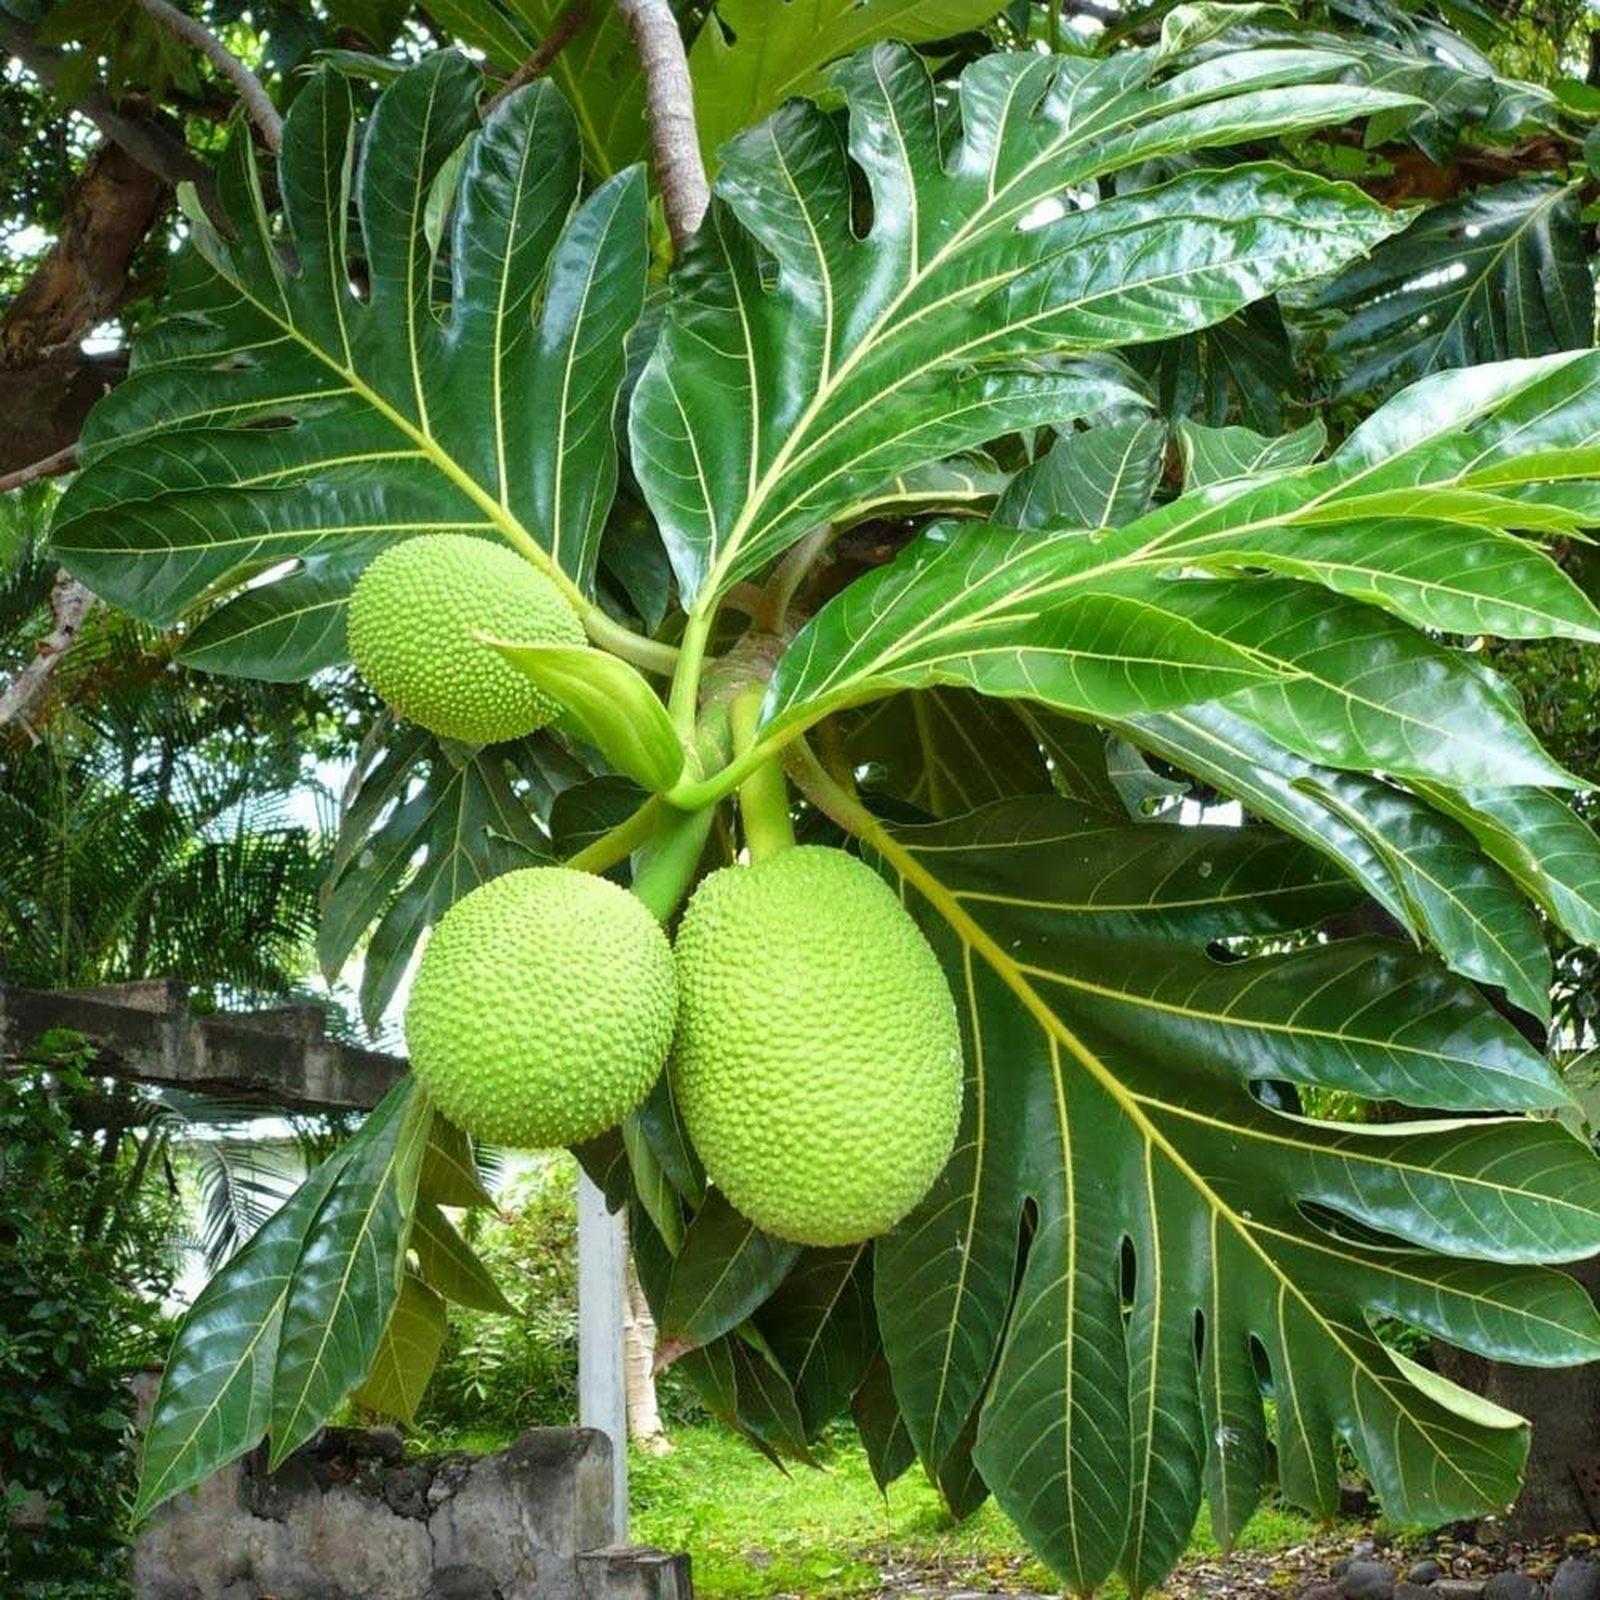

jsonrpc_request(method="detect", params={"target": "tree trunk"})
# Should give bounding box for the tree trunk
[1434,1257,1600,1537]
[622,1245,670,1453]
[0,139,168,474]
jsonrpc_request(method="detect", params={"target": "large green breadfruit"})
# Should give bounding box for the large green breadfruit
[671,846,963,1246]
[406,867,676,1148]
[347,534,584,744]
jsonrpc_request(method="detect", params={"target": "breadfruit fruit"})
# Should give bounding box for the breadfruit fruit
[406,867,676,1148]
[671,846,963,1246]
[347,534,584,744]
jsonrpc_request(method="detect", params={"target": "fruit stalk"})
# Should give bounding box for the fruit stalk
[729,687,793,863]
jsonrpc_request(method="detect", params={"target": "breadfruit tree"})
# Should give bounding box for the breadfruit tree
[21,0,1600,1589]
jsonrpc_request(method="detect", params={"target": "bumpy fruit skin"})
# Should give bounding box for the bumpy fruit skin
[671,846,963,1246]
[347,534,584,744]
[406,867,676,1148]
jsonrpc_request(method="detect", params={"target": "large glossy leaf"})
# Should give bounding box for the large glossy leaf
[50,57,648,672]
[632,39,1412,605]
[862,796,1600,1592]
[1317,180,1591,401]
[134,1141,353,1517]
[689,0,1002,159]
[769,352,1600,791]
[1122,705,1554,1019]
[319,730,556,1027]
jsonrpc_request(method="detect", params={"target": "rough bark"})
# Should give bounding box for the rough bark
[1434,1257,1600,1537]
[616,0,708,247]
[0,571,96,733]
[0,140,169,475]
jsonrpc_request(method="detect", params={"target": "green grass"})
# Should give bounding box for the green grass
[629,1425,1326,1600]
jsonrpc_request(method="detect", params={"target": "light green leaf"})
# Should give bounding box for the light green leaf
[51,59,648,672]
[691,0,1003,161]
[762,526,1284,737]
[350,1273,448,1424]
[418,1114,497,1210]
[632,41,1411,606]
[487,639,685,793]
[1413,783,1600,951]
[1177,417,1326,489]
[421,0,648,177]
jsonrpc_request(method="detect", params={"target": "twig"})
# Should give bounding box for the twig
[137,0,283,153]
[0,445,78,495]
[484,0,593,114]
[615,0,708,247]
[0,571,97,733]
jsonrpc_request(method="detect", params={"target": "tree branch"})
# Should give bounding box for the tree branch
[0,445,78,495]
[0,15,216,206]
[0,571,97,734]
[485,0,593,114]
[615,0,708,248]
[136,0,282,152]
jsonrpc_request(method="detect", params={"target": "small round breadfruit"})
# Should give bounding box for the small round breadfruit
[671,846,963,1246]
[347,534,584,744]
[405,867,676,1148]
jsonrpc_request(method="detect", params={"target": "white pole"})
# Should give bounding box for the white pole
[577,1167,628,1543]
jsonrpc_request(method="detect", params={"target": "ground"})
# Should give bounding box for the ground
[623,1424,1350,1600]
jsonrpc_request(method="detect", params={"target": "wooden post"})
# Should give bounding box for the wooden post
[577,1167,628,1543]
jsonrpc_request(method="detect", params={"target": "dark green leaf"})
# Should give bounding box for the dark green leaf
[411,1200,516,1315]
[52,61,648,672]
[269,1082,431,1464]
[633,42,1408,606]
[660,1190,801,1353]
[865,796,1600,1591]
[1317,181,1591,401]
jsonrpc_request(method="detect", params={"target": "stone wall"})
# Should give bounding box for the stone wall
[133,1427,689,1600]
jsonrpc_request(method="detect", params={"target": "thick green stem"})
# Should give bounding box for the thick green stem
[630,802,714,921]
[667,605,715,735]
[565,796,661,875]
[729,688,794,862]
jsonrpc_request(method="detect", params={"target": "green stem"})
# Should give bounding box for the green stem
[729,688,794,862]
[788,736,877,843]
[662,730,784,813]
[667,605,715,736]
[583,608,680,676]
[630,803,714,921]
[565,796,661,875]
